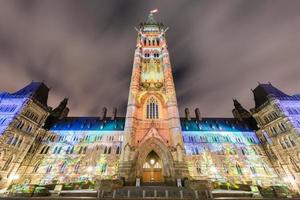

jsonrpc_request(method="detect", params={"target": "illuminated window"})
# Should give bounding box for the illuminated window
[146,97,159,119]
[143,162,151,169]
[154,162,161,169]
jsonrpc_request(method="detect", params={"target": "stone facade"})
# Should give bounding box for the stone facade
[251,83,300,191]
[0,13,298,193]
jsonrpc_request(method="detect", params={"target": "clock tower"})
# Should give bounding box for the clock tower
[119,12,189,185]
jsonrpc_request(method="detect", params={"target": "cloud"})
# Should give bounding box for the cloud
[1,0,300,117]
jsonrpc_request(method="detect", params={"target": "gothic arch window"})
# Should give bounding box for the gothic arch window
[104,146,107,154]
[101,163,107,173]
[60,161,67,173]
[74,162,80,173]
[6,136,14,145]
[154,162,161,168]
[46,165,52,173]
[250,166,256,175]
[45,146,50,154]
[40,146,46,154]
[33,162,40,173]
[236,163,243,175]
[116,146,120,154]
[195,161,201,174]
[146,97,159,119]
[289,136,296,147]
[108,147,111,154]
[69,146,74,154]
[12,136,19,146]
[83,146,87,154]
[57,146,62,154]
[143,162,151,169]
[290,157,300,172]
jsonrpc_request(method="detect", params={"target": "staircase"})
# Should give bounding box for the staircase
[100,186,208,199]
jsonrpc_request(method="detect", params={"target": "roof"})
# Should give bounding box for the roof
[0,81,49,107]
[50,117,125,131]
[180,117,253,132]
[253,83,300,108]
[50,116,253,132]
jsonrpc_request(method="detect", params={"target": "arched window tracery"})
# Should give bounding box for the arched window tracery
[146,97,159,119]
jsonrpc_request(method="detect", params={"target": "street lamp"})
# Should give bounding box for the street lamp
[87,166,93,173]
[86,166,94,181]
[10,174,20,180]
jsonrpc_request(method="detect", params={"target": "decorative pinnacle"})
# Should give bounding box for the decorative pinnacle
[147,9,158,24]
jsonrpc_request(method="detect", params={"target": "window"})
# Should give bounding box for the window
[291,157,300,172]
[146,97,159,119]
[116,146,120,154]
[60,162,67,173]
[289,136,296,147]
[250,166,256,174]
[74,162,80,173]
[236,163,243,175]
[143,162,151,169]
[101,163,107,173]
[154,162,161,168]
[195,161,201,174]
[83,146,87,154]
[46,165,52,173]
[33,162,40,173]
[2,156,13,171]
[6,136,14,145]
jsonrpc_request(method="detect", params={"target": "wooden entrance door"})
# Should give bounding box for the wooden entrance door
[142,151,163,183]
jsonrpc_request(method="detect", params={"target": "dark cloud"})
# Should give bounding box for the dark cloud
[1,0,300,117]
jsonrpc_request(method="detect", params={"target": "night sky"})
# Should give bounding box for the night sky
[1,0,300,117]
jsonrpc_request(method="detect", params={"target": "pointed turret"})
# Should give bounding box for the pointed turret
[232,99,258,130]
[43,98,69,129]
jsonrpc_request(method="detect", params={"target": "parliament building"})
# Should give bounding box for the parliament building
[0,13,299,193]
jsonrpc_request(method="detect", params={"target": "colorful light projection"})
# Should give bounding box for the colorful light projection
[0,81,48,135]
[38,118,125,185]
[0,95,29,135]
[182,118,279,186]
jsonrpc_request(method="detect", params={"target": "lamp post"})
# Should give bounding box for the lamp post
[9,173,20,194]
[87,166,94,181]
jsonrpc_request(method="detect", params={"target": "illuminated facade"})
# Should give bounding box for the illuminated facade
[0,13,298,191]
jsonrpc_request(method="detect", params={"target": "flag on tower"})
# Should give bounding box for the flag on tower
[150,9,159,14]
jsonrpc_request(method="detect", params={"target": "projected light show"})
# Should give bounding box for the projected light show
[0,0,299,199]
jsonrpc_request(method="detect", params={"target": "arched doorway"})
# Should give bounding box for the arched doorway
[142,151,163,183]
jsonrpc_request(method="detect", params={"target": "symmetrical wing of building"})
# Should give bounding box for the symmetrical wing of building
[0,13,299,192]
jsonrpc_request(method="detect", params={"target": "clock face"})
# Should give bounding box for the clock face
[140,58,164,91]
